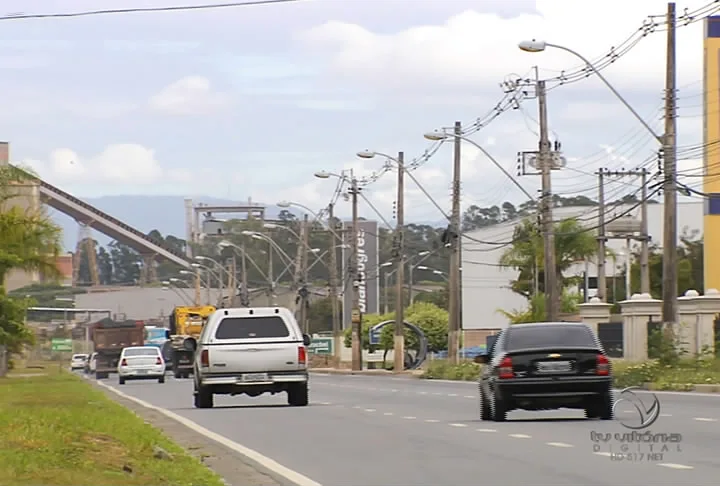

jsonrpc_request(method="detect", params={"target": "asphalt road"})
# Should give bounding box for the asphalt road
[94,372,720,486]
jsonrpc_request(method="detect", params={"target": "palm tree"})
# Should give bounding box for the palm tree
[0,165,63,285]
[499,217,600,298]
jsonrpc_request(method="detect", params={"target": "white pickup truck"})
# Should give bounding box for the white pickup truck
[191,306,311,409]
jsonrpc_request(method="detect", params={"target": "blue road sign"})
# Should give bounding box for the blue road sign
[369,324,382,345]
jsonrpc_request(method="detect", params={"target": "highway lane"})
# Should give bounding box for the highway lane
[94,374,720,486]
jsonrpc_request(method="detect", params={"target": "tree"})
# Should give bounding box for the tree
[108,241,141,283]
[499,217,596,298]
[497,292,581,324]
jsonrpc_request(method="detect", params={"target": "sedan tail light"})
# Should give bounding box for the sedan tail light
[497,356,514,379]
[200,349,209,367]
[156,357,162,365]
[120,358,127,366]
[298,346,307,365]
[596,353,610,376]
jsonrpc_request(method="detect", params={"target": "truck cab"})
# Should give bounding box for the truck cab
[192,306,311,409]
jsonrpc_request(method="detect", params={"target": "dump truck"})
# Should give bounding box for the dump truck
[167,305,216,378]
[91,318,144,379]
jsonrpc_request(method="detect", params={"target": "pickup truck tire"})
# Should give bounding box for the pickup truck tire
[118,377,126,385]
[287,382,309,407]
[194,386,214,409]
[158,376,165,384]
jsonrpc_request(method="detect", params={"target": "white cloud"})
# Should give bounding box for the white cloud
[23,143,190,187]
[297,1,707,95]
[148,76,228,116]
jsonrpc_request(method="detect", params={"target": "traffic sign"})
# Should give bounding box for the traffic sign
[369,324,383,346]
[308,337,333,355]
[51,338,72,352]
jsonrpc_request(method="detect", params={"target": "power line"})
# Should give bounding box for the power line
[0,0,302,21]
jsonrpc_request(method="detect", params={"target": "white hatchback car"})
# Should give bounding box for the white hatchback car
[70,354,88,370]
[117,346,166,385]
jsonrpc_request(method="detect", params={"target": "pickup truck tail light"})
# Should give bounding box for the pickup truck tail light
[298,346,307,365]
[497,356,514,379]
[156,357,162,365]
[200,349,209,367]
[120,359,127,367]
[596,353,610,376]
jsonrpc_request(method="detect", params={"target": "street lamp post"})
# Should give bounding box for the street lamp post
[517,37,677,328]
[315,169,363,371]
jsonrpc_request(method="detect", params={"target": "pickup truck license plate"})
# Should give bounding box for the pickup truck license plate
[537,361,572,373]
[240,373,269,382]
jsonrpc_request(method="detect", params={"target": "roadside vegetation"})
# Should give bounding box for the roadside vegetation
[0,369,225,486]
[422,330,720,391]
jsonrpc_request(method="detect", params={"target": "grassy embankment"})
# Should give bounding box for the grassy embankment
[422,356,720,390]
[0,366,225,486]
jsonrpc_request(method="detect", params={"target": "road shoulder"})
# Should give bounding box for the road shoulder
[87,378,286,486]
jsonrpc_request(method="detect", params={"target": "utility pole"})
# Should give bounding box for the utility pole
[229,256,237,306]
[394,151,406,372]
[640,168,650,294]
[327,203,341,361]
[596,168,652,299]
[596,169,608,302]
[299,214,310,333]
[537,81,559,321]
[194,269,201,306]
[662,1,678,328]
[267,246,275,305]
[348,171,363,371]
[292,218,305,314]
[448,121,462,364]
[240,244,250,307]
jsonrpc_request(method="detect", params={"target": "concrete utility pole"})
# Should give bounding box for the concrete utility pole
[240,243,250,307]
[194,269,201,306]
[448,121,462,364]
[229,256,237,306]
[596,169,608,302]
[299,214,310,333]
[267,245,275,305]
[596,168,652,299]
[537,81,559,321]
[394,151,406,373]
[292,218,305,313]
[327,203,341,360]
[640,168,650,294]
[348,172,363,371]
[662,1,678,328]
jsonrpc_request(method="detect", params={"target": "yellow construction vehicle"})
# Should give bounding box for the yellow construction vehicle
[166,305,216,378]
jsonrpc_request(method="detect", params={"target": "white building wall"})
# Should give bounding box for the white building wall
[461,202,703,330]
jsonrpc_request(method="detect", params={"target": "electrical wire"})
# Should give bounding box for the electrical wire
[0,0,303,21]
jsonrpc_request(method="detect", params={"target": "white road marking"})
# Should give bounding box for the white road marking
[464,395,474,399]
[383,412,394,416]
[425,419,440,423]
[546,442,574,448]
[432,392,441,396]
[418,391,427,395]
[476,428,497,433]
[449,423,468,428]
[594,452,612,457]
[657,463,694,470]
[95,382,323,486]
[353,405,362,409]
[693,417,717,422]
[363,408,376,412]
[509,434,532,439]
[660,413,672,417]
[448,393,458,397]
[402,416,417,420]
[391,389,398,392]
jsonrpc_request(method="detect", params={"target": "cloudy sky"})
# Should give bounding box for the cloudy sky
[1,0,711,224]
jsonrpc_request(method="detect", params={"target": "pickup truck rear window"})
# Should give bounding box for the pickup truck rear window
[505,325,596,351]
[214,316,290,339]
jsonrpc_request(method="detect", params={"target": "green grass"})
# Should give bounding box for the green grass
[0,370,225,486]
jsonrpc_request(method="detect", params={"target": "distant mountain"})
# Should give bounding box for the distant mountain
[48,194,448,251]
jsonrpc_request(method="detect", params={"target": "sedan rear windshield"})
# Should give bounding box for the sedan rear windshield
[214,316,290,340]
[123,348,160,357]
[505,325,596,351]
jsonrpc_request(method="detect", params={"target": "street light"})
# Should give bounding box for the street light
[517,39,661,142]
[314,170,332,179]
[423,131,535,201]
